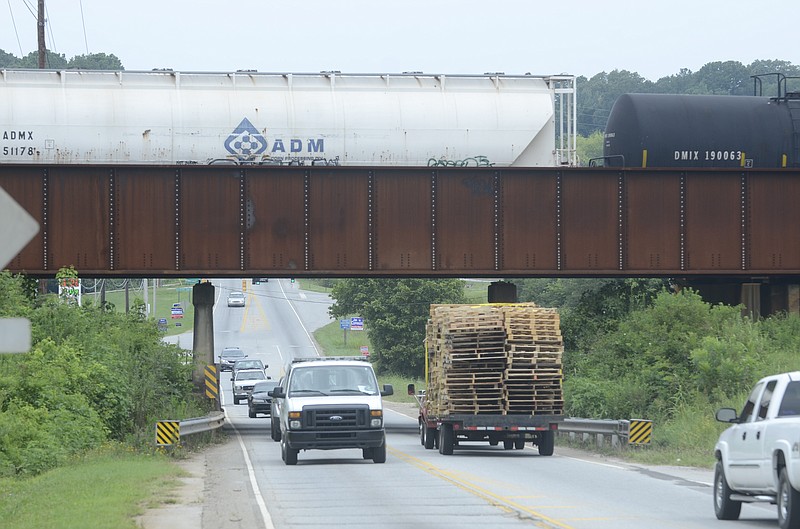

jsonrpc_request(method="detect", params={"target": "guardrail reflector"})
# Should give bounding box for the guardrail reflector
[156,420,180,446]
[628,419,653,444]
[205,364,219,400]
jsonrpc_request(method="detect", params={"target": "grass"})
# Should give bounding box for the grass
[92,279,197,336]
[0,447,186,529]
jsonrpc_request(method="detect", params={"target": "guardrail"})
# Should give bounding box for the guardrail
[156,412,226,447]
[559,418,632,449]
[181,411,226,436]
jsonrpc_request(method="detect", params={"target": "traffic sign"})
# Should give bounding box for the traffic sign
[340,319,351,330]
[0,186,38,268]
[0,318,31,353]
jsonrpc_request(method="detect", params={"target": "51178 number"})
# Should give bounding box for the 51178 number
[3,146,35,156]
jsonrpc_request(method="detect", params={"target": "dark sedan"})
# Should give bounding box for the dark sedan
[248,380,279,418]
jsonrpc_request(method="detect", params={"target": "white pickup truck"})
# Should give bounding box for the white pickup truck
[714,371,800,529]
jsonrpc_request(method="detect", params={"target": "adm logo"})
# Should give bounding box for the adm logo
[224,118,267,161]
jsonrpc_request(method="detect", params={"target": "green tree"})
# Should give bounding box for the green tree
[17,50,68,69]
[329,279,465,377]
[0,49,20,68]
[68,52,123,70]
[576,130,604,165]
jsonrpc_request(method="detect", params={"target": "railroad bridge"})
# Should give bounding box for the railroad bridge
[2,163,800,317]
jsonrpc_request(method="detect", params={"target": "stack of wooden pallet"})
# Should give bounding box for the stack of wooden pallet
[425,303,563,416]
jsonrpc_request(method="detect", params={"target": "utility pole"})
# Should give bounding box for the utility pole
[37,0,46,68]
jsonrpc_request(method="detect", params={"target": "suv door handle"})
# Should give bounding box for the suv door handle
[742,432,747,441]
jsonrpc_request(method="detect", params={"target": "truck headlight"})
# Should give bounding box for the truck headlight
[370,409,383,428]
[289,411,302,429]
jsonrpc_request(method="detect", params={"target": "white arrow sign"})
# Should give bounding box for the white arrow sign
[0,186,39,268]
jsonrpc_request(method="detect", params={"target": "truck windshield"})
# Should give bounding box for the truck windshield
[289,366,378,396]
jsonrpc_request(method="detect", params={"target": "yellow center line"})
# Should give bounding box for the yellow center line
[240,291,271,333]
[388,447,577,529]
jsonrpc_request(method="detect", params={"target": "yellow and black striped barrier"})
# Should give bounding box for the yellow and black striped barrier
[628,419,653,445]
[205,364,219,400]
[155,420,180,446]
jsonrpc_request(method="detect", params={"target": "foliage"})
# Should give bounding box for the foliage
[576,60,800,136]
[328,279,466,377]
[0,49,123,69]
[0,272,203,476]
[576,130,604,166]
[563,288,787,423]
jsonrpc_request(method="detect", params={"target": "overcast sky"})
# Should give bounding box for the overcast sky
[2,0,798,81]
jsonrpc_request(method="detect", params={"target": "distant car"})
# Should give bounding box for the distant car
[227,291,245,307]
[219,347,246,371]
[232,358,267,378]
[252,278,269,284]
[248,380,279,418]
[232,368,268,404]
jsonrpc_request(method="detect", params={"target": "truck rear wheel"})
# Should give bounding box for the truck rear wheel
[538,430,555,456]
[514,438,526,449]
[424,425,436,450]
[778,467,799,529]
[713,460,741,520]
[439,424,454,455]
[503,440,514,450]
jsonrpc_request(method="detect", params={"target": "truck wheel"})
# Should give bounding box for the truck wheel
[419,421,426,446]
[270,419,281,441]
[538,430,555,456]
[372,440,387,464]
[233,397,240,405]
[778,467,800,528]
[439,424,454,455]
[424,425,436,450]
[282,438,298,466]
[713,460,741,520]
[248,408,256,418]
[514,438,526,450]
[503,440,514,450]
[362,447,374,459]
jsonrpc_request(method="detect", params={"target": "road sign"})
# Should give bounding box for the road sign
[0,186,38,268]
[0,188,37,354]
[340,319,351,330]
[0,318,31,353]
[350,317,364,331]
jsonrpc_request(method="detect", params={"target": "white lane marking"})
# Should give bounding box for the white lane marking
[223,407,275,529]
[277,280,319,356]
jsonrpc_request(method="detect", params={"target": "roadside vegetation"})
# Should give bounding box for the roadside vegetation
[0,269,212,528]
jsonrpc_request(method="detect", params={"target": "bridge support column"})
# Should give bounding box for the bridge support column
[191,282,215,396]
[488,281,517,303]
[740,283,761,320]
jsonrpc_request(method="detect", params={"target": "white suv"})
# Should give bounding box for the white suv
[269,357,393,465]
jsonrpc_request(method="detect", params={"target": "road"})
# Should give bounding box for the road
[151,279,782,529]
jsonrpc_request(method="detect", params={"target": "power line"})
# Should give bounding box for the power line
[7,0,24,56]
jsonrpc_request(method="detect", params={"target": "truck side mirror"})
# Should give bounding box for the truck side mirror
[381,384,394,397]
[270,387,286,399]
[407,383,416,395]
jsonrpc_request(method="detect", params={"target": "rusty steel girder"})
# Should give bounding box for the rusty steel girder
[1,164,800,278]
